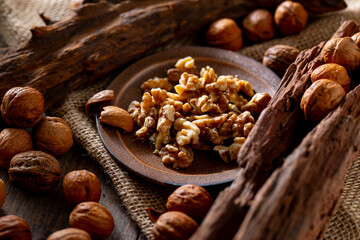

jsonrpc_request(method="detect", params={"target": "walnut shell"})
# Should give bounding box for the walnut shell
[166,184,213,221]
[0,179,5,208]
[1,87,44,128]
[47,228,91,240]
[242,9,274,42]
[34,116,73,156]
[206,18,243,51]
[152,211,198,240]
[99,106,134,132]
[263,45,300,76]
[311,63,350,92]
[8,151,61,192]
[300,79,346,122]
[62,170,101,206]
[69,201,114,239]
[274,1,308,35]
[0,128,33,169]
[0,215,32,240]
[351,32,360,48]
[322,37,360,71]
[85,90,114,115]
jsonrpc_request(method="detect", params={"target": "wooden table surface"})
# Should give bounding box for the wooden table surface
[0,143,145,240]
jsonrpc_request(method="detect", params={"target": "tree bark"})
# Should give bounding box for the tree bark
[191,20,360,240]
[234,84,360,240]
[0,0,346,109]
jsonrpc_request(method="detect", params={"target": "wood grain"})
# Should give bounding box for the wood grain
[0,0,347,110]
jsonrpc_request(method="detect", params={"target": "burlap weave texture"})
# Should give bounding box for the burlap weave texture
[1,0,360,239]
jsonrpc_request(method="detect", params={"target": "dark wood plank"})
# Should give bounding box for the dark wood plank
[0,143,140,240]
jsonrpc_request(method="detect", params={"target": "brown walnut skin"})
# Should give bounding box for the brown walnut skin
[69,201,114,239]
[152,211,198,240]
[0,128,33,169]
[62,170,101,206]
[1,86,44,128]
[34,116,74,156]
[263,45,300,76]
[311,63,350,92]
[0,179,5,208]
[85,89,114,115]
[300,79,346,122]
[8,151,61,192]
[322,37,360,71]
[274,1,308,36]
[242,9,274,42]
[166,184,213,221]
[47,228,92,240]
[0,215,32,240]
[351,32,360,48]
[206,18,243,51]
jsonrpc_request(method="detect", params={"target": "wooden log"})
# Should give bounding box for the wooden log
[0,0,346,109]
[234,84,360,240]
[190,20,360,240]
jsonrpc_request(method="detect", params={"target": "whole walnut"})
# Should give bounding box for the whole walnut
[300,79,346,122]
[242,9,274,42]
[0,179,5,208]
[351,32,360,48]
[34,116,73,156]
[69,201,114,239]
[152,211,198,240]
[0,215,32,240]
[322,37,360,71]
[0,128,33,169]
[311,63,350,92]
[8,151,61,192]
[62,170,101,206]
[206,18,243,51]
[47,228,91,240]
[274,1,308,35]
[166,184,213,221]
[1,86,44,128]
[263,45,300,76]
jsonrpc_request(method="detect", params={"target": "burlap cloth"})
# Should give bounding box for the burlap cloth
[1,0,360,239]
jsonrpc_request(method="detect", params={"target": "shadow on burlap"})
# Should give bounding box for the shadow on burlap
[1,0,360,239]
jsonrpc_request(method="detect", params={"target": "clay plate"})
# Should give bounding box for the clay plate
[97,46,280,186]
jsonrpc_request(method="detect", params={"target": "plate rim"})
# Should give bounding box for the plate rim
[96,46,280,187]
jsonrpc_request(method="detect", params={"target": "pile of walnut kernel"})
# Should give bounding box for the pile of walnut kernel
[128,57,271,168]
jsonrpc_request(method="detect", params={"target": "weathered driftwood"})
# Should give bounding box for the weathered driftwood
[234,84,360,240]
[0,0,346,109]
[191,20,360,240]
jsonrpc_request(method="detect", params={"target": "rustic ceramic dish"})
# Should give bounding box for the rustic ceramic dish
[96,46,280,186]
